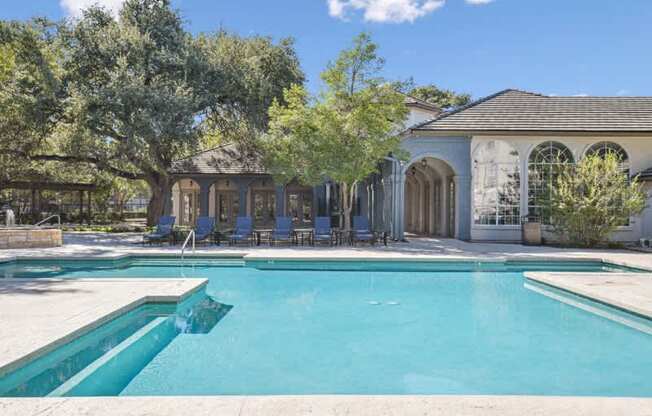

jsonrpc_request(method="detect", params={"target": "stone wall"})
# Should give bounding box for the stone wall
[0,228,63,249]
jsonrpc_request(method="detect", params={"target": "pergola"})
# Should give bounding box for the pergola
[0,181,97,225]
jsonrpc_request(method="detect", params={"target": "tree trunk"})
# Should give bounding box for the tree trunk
[145,173,172,226]
[339,181,357,230]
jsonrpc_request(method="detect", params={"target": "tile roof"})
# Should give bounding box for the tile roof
[170,144,267,175]
[637,167,652,181]
[413,89,652,133]
[403,94,442,113]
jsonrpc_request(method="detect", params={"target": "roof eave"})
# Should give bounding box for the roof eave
[409,128,652,137]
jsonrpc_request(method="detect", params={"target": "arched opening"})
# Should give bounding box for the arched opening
[404,157,456,237]
[171,178,200,226]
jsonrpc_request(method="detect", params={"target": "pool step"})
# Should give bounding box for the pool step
[48,317,178,397]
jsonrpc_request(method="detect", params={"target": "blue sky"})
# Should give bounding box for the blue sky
[3,1,652,100]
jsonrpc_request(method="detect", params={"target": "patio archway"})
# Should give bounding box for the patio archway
[404,157,456,237]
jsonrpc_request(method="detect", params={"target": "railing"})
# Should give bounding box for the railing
[35,215,61,227]
[181,230,195,260]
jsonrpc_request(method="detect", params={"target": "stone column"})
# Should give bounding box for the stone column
[357,181,368,218]
[383,175,393,236]
[395,164,407,240]
[441,178,449,236]
[197,179,212,217]
[454,175,472,241]
[325,183,331,217]
[237,180,248,217]
[275,185,285,217]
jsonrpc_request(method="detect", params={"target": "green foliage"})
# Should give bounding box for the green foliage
[196,32,304,149]
[0,19,67,180]
[544,153,646,247]
[406,83,471,110]
[0,0,303,224]
[263,33,408,229]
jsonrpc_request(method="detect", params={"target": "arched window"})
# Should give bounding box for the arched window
[473,140,521,225]
[585,142,629,175]
[527,141,574,222]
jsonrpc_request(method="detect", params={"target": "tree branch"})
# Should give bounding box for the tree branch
[2,150,143,180]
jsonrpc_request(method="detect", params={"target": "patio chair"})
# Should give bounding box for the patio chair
[229,216,254,246]
[269,216,295,246]
[312,216,335,246]
[194,216,216,244]
[352,216,376,246]
[143,216,175,245]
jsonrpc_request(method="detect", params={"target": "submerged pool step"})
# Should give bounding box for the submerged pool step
[48,316,178,397]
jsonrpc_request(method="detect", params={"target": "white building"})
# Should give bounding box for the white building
[169,89,652,243]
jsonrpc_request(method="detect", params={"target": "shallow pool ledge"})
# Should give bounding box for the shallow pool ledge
[0,277,207,377]
[524,272,652,319]
[2,395,652,416]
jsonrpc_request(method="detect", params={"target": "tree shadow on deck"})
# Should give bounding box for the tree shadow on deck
[0,279,89,296]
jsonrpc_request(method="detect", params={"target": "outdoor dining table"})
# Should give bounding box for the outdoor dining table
[253,228,314,246]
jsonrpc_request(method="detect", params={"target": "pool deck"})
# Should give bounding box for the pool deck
[2,395,652,416]
[1,232,652,271]
[1,232,652,415]
[0,278,207,377]
[525,272,652,319]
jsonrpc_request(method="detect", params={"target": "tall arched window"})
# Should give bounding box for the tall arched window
[527,141,574,222]
[585,142,629,175]
[473,140,521,225]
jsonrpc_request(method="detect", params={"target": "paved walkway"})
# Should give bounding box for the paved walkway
[525,272,652,319]
[0,232,651,270]
[0,278,207,376]
[2,395,652,416]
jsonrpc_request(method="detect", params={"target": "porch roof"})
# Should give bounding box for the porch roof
[170,144,267,176]
[412,89,652,134]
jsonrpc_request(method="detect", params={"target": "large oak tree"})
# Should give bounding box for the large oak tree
[1,0,303,224]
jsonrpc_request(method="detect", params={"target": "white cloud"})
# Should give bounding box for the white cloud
[60,0,125,17]
[328,0,445,23]
[465,0,494,4]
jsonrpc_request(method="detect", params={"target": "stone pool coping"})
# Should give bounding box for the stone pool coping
[0,278,207,377]
[2,394,652,416]
[2,250,651,271]
[525,272,652,319]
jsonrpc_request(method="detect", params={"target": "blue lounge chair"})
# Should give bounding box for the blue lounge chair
[143,216,175,245]
[269,216,295,245]
[230,216,253,246]
[194,216,216,244]
[312,216,334,246]
[352,216,376,246]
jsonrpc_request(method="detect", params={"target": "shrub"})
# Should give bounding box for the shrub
[544,153,646,247]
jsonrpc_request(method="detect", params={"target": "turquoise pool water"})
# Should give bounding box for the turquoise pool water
[1,258,651,397]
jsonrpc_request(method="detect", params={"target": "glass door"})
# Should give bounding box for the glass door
[252,191,275,227]
[215,191,239,230]
[287,190,313,227]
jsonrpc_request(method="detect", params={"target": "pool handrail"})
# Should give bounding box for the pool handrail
[35,215,61,227]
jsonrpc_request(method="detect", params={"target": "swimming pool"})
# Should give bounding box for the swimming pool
[1,257,651,397]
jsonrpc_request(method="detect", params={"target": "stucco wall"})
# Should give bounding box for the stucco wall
[470,135,652,242]
[397,135,472,240]
[405,107,438,128]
